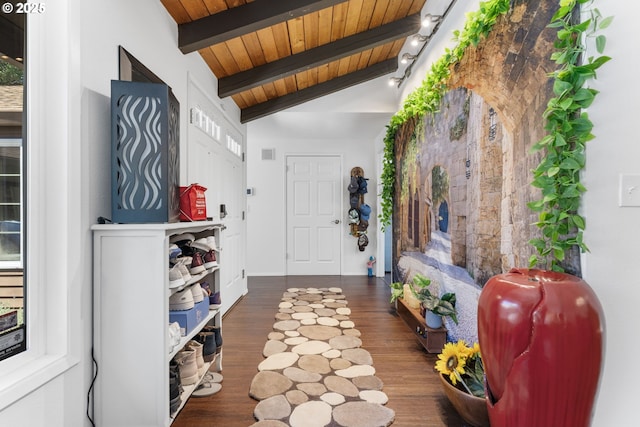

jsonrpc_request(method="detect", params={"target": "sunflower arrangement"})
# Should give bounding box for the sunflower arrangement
[435,340,485,398]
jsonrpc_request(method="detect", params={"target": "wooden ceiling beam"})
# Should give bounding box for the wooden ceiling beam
[240,58,397,123]
[179,0,348,54]
[219,13,420,98]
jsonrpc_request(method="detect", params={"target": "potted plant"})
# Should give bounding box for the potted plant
[409,273,458,328]
[388,281,404,305]
[387,275,427,308]
[435,340,489,427]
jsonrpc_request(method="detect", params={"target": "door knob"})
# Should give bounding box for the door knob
[333,219,340,224]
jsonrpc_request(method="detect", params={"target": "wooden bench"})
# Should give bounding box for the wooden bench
[396,297,447,353]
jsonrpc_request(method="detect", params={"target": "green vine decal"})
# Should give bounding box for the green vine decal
[379,0,510,229]
[528,0,612,271]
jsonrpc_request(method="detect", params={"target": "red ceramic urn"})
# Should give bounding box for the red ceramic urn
[478,268,605,427]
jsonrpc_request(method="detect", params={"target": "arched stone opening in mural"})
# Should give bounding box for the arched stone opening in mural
[394,88,505,286]
[432,165,450,233]
[391,0,576,289]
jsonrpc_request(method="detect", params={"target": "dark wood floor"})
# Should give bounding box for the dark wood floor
[173,275,468,427]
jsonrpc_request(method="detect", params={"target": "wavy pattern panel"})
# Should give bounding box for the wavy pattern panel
[168,97,180,215]
[114,94,163,211]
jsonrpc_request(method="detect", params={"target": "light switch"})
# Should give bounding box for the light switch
[619,174,640,207]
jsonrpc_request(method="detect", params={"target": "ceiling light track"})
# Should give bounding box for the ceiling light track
[389,0,459,89]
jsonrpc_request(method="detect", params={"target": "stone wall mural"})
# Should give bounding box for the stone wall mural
[392,0,578,343]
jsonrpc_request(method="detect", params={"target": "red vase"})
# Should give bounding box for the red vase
[478,268,605,427]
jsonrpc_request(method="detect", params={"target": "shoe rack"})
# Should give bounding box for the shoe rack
[92,221,223,427]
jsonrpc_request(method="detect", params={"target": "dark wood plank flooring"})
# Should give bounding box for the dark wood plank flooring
[172,276,468,427]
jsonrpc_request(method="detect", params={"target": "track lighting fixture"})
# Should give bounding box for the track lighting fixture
[411,34,429,47]
[388,77,404,87]
[422,13,442,27]
[401,53,418,64]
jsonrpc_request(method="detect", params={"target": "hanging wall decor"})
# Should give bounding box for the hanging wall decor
[346,167,370,251]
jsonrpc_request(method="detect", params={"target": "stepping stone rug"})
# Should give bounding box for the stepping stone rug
[249,287,395,427]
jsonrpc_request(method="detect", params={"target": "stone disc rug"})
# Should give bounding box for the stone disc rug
[249,287,395,427]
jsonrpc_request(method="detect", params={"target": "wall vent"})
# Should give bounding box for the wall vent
[261,148,276,160]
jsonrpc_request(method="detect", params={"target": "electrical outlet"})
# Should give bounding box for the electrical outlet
[619,174,640,207]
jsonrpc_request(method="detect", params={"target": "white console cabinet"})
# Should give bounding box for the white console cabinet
[92,221,223,427]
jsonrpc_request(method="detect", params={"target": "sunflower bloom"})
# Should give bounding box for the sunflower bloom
[435,341,467,384]
[435,340,485,398]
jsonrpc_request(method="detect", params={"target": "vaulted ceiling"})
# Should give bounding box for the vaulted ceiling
[160,0,427,123]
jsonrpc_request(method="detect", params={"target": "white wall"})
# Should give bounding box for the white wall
[400,0,638,425]
[583,1,639,426]
[246,113,385,276]
[0,0,244,425]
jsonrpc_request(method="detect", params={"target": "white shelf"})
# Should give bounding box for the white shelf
[93,222,223,427]
[169,308,218,360]
[169,354,221,421]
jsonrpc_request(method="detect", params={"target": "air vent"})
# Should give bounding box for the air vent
[261,148,275,160]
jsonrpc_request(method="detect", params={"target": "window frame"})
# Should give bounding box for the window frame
[0,4,79,411]
[0,139,23,269]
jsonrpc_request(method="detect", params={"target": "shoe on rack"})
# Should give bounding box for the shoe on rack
[203,371,223,383]
[169,287,195,311]
[191,380,221,397]
[186,340,206,377]
[206,236,219,252]
[168,322,182,352]
[169,264,185,290]
[203,325,223,355]
[189,252,206,275]
[175,258,192,285]
[209,291,221,310]
[191,237,213,252]
[170,233,195,245]
[169,243,182,262]
[173,349,199,386]
[196,331,217,363]
[203,250,218,270]
[189,283,205,304]
[169,363,183,415]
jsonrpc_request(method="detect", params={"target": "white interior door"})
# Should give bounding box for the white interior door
[219,142,246,313]
[286,155,342,275]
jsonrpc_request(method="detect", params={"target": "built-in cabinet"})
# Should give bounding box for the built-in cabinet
[92,221,223,427]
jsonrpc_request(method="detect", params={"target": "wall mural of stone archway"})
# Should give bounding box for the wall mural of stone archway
[392,0,575,342]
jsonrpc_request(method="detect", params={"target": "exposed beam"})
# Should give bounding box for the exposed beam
[179,0,348,54]
[219,14,420,98]
[240,59,397,123]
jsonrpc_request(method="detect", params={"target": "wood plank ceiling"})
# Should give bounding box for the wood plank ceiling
[160,0,426,123]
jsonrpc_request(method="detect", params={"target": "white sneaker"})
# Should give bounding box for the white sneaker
[168,322,182,352]
[170,233,195,244]
[191,238,212,252]
[169,264,185,289]
[176,258,193,284]
[206,236,219,252]
[169,287,195,311]
[190,283,204,303]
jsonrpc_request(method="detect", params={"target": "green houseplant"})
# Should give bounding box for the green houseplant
[388,281,404,304]
[409,274,458,326]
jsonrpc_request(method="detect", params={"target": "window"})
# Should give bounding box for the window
[0,7,26,361]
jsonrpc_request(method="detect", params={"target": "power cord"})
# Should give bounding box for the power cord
[86,347,98,426]
[97,216,112,224]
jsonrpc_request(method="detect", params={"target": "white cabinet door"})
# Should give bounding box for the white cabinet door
[286,155,342,275]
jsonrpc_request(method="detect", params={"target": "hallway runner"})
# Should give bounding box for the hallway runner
[249,287,395,427]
